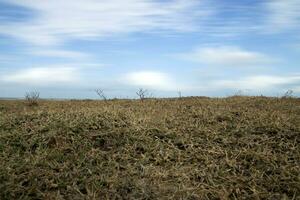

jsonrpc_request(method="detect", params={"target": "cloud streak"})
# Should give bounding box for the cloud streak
[29,49,90,59]
[0,0,211,45]
[214,74,300,90]
[1,0,299,45]
[1,66,80,85]
[264,0,300,32]
[179,46,273,67]
[123,71,181,91]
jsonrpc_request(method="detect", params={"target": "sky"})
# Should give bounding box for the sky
[0,0,299,99]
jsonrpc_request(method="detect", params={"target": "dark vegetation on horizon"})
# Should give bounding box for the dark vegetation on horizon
[0,93,299,199]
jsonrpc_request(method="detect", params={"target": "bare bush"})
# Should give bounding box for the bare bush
[136,88,148,101]
[25,91,40,106]
[95,89,107,101]
[282,90,294,98]
[234,90,243,96]
[178,91,182,98]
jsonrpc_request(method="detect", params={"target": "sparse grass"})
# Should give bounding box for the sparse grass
[0,96,299,199]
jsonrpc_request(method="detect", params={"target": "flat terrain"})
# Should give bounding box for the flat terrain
[0,97,299,199]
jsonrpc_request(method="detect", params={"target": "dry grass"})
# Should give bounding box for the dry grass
[0,96,299,199]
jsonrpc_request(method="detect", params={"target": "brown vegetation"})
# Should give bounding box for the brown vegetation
[0,96,299,199]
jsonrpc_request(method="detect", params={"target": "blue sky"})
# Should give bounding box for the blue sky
[0,0,299,98]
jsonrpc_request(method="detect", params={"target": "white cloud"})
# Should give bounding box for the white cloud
[1,66,79,85]
[29,49,90,59]
[123,73,300,94]
[293,86,300,92]
[264,0,300,32]
[0,0,211,45]
[124,71,179,90]
[180,46,272,66]
[214,75,300,90]
[0,0,298,46]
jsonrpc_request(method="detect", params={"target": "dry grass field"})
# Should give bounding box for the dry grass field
[0,96,299,199]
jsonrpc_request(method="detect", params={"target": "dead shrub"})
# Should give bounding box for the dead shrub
[25,91,40,106]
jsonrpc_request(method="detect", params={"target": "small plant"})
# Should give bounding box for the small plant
[178,91,182,98]
[234,90,243,96]
[136,88,148,101]
[0,105,5,111]
[95,89,107,101]
[25,91,40,106]
[282,90,294,98]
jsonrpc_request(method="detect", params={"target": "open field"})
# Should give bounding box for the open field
[0,97,299,199]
